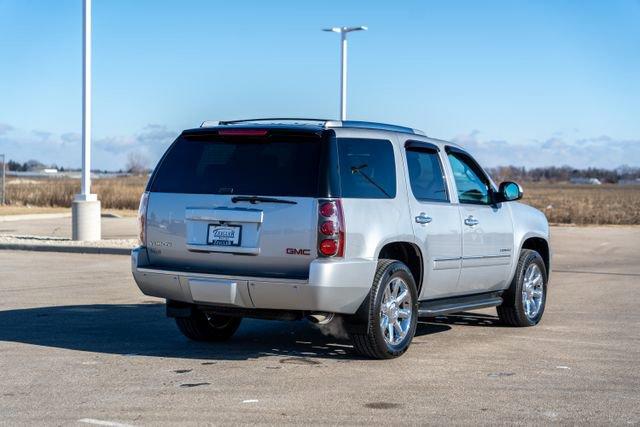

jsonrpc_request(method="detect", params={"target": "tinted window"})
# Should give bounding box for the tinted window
[447,151,491,204]
[338,138,396,199]
[150,134,321,197]
[406,149,448,202]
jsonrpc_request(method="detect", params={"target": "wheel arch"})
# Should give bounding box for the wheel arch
[520,236,550,274]
[377,241,424,295]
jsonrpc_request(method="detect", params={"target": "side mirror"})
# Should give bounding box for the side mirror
[497,181,523,202]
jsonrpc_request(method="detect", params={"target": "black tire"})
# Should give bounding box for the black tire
[175,309,242,342]
[497,249,548,327]
[350,259,419,359]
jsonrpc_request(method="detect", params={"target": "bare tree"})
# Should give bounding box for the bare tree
[126,151,149,175]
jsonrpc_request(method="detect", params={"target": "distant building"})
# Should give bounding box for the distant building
[570,177,602,185]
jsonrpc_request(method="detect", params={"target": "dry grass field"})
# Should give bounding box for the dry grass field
[4,176,146,210]
[523,183,640,225]
[3,176,639,225]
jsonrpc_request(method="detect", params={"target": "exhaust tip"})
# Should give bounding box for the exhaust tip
[307,312,335,325]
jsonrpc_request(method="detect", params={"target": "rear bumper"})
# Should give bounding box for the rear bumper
[131,247,376,314]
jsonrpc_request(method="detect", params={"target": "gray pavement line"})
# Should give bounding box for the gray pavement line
[0,243,131,255]
[78,419,135,427]
[554,269,640,277]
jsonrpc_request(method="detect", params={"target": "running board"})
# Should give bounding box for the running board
[418,292,503,317]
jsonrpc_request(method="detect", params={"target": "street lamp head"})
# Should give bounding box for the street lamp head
[322,26,368,34]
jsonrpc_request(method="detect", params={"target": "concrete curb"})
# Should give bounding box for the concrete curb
[0,243,132,255]
[0,213,71,222]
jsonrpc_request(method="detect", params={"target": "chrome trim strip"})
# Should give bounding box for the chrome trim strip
[434,256,463,262]
[462,255,511,260]
[433,255,511,270]
[433,255,511,261]
[433,257,462,271]
[185,208,264,223]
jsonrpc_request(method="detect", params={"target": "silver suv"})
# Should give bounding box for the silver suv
[132,118,551,359]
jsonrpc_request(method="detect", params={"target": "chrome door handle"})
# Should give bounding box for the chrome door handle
[415,213,432,224]
[464,216,479,226]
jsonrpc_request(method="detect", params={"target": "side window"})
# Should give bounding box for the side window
[447,151,491,204]
[338,138,396,199]
[406,148,448,202]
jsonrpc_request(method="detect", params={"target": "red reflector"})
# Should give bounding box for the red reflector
[319,202,336,217]
[319,239,338,256]
[320,221,336,235]
[218,129,268,136]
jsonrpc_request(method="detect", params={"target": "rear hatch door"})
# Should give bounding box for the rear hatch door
[144,128,329,279]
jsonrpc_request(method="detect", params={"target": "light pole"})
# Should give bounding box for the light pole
[72,0,101,241]
[322,26,367,121]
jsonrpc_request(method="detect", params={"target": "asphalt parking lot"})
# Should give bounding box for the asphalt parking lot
[1,226,639,425]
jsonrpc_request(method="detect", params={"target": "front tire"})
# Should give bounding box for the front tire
[497,249,548,327]
[175,309,242,341]
[351,259,419,359]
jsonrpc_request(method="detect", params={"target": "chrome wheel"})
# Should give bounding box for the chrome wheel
[380,277,413,346]
[522,263,544,319]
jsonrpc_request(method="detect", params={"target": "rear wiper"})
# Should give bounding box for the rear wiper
[231,196,297,205]
[351,164,392,198]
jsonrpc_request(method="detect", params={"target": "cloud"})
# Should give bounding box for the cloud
[0,123,14,135]
[0,124,178,170]
[0,127,73,166]
[61,132,81,143]
[451,131,640,169]
[31,130,53,141]
[93,125,177,169]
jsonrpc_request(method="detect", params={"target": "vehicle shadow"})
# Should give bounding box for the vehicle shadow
[0,303,456,361]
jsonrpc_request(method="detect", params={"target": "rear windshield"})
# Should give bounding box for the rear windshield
[149,133,322,197]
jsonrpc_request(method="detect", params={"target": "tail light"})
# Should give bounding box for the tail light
[137,192,149,246]
[218,129,268,136]
[317,199,345,257]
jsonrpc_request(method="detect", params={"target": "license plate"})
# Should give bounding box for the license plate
[207,224,242,247]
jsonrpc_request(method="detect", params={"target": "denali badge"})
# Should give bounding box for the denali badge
[286,248,311,256]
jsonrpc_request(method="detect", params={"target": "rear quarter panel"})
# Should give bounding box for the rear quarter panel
[337,130,416,261]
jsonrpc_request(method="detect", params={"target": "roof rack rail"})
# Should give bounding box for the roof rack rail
[200,118,426,136]
[325,120,426,136]
[201,118,331,127]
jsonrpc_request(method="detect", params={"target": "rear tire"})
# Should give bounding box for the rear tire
[175,309,242,341]
[497,249,548,327]
[350,259,419,359]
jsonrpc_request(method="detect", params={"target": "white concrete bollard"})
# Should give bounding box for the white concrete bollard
[72,198,101,241]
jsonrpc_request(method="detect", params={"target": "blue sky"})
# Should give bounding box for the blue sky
[0,0,639,170]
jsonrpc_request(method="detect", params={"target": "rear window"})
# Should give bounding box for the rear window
[337,138,396,199]
[406,148,449,202]
[149,133,322,197]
